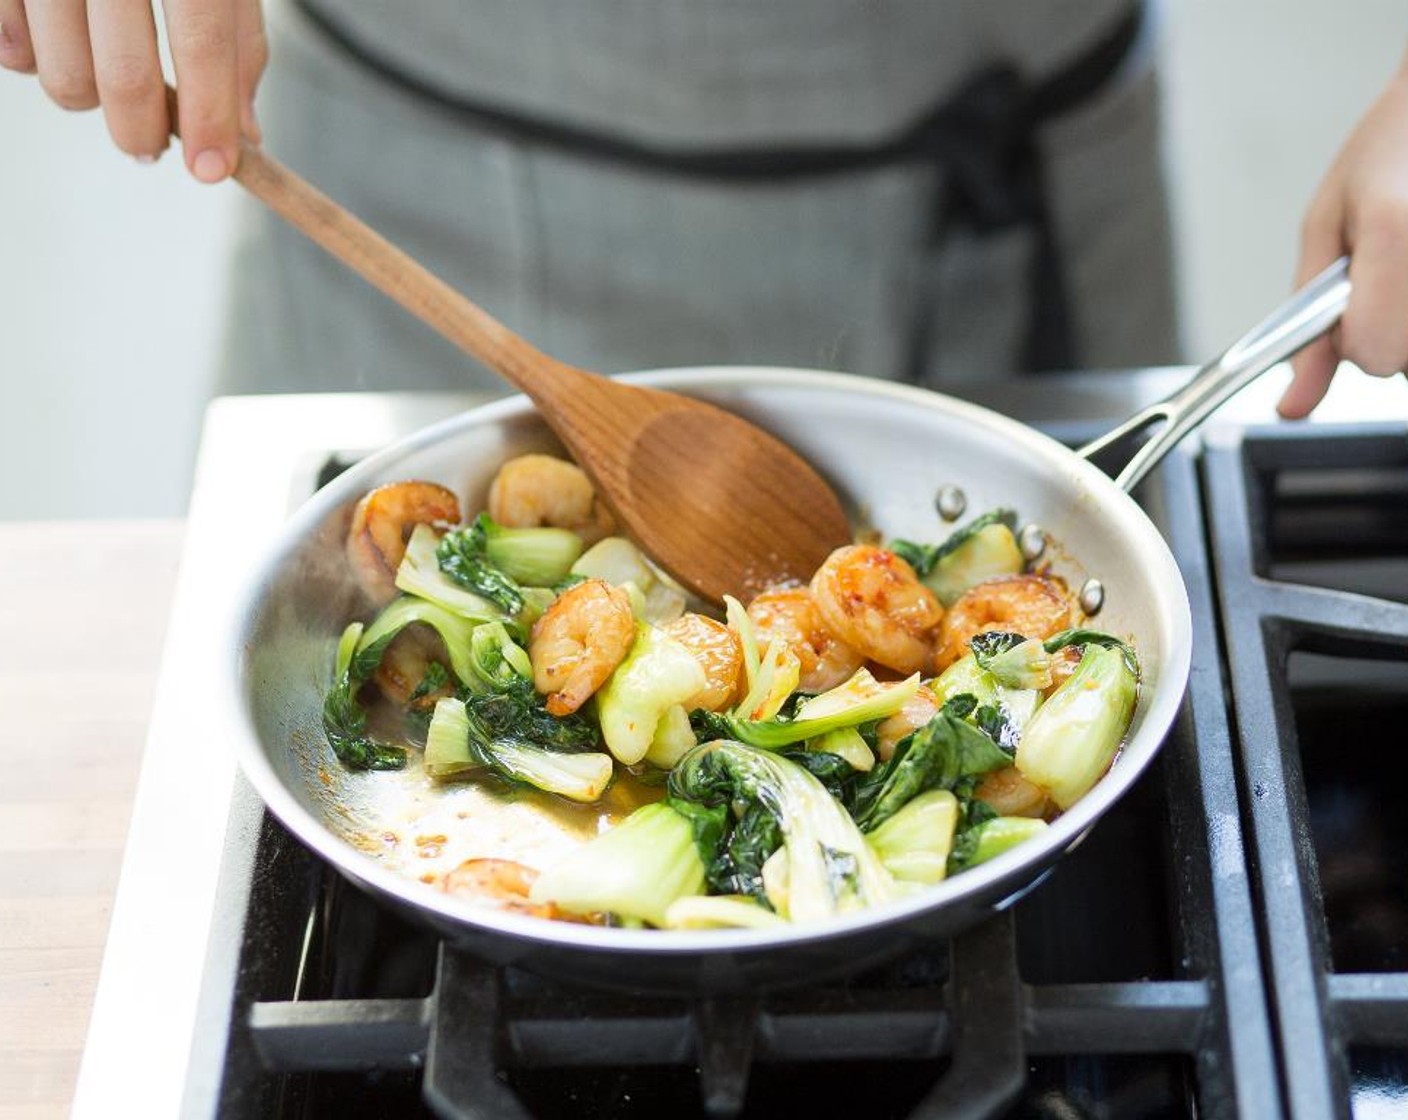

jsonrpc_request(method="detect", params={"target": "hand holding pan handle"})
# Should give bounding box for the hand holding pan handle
[1079,256,1352,492]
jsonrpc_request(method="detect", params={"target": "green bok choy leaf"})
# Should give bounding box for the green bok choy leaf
[668,740,896,922]
[424,696,613,802]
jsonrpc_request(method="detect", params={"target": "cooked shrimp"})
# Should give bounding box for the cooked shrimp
[529,578,636,716]
[441,857,539,902]
[663,613,743,712]
[874,688,940,761]
[488,454,616,545]
[440,858,596,922]
[934,574,1073,673]
[747,586,866,694]
[373,625,454,710]
[975,766,1051,819]
[347,480,461,604]
[809,545,944,676]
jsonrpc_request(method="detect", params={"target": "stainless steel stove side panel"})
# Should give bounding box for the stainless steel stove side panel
[76,364,1404,1116]
[189,442,1288,1119]
[72,392,490,1120]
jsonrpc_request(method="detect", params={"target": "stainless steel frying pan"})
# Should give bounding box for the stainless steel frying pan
[220,259,1350,994]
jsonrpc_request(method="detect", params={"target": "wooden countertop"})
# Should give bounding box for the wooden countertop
[0,520,184,1120]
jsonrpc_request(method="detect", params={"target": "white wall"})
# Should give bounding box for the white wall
[1163,1,1407,356]
[1,2,1404,519]
[0,79,234,520]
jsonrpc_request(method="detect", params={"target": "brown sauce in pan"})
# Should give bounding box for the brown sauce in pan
[339,739,663,885]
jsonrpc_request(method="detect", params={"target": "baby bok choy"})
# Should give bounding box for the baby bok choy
[435,513,584,616]
[667,740,897,923]
[969,631,1055,690]
[849,697,1013,832]
[355,594,482,685]
[864,789,960,884]
[394,525,515,623]
[454,513,584,587]
[891,509,1023,606]
[528,801,708,926]
[948,813,1050,874]
[321,597,486,772]
[1015,632,1139,809]
[595,623,706,765]
[722,594,801,724]
[694,667,920,751]
[465,621,533,692]
[662,895,788,930]
[396,518,580,626]
[321,622,409,771]
[450,620,602,756]
[424,696,613,802]
[929,653,1040,737]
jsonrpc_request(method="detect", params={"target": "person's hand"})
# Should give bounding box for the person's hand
[0,0,265,183]
[1281,53,1408,418]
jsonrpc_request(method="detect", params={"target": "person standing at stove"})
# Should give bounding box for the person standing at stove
[0,0,1401,414]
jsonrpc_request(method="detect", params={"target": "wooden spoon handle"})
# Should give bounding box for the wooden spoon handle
[166,88,569,399]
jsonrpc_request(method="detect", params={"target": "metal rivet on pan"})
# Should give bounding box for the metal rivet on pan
[1079,577,1105,616]
[1018,524,1047,562]
[935,485,967,521]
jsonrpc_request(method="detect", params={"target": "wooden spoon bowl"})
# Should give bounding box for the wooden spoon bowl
[539,372,850,601]
[183,104,851,601]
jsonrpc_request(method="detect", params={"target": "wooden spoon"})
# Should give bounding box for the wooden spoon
[167,96,849,603]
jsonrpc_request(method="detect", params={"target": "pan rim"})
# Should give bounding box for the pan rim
[221,365,1193,955]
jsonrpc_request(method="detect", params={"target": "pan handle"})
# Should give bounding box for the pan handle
[1078,256,1351,492]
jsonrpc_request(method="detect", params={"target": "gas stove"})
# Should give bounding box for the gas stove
[73,370,1408,1118]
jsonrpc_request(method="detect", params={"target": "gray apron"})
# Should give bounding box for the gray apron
[218,0,1179,396]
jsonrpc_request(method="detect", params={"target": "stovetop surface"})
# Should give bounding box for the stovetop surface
[205,415,1251,1120]
[73,371,1408,1119]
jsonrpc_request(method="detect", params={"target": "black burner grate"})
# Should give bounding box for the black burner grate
[190,442,1281,1119]
[1203,423,1408,1120]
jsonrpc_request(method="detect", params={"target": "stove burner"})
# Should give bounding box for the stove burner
[1204,422,1408,1119]
[242,907,1215,1119]
[189,441,1285,1118]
